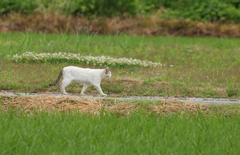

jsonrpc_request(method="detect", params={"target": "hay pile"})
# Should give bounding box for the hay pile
[0,95,210,115]
[0,95,104,115]
[152,100,210,115]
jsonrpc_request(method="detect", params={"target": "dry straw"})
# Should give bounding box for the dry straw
[0,95,210,115]
[0,13,239,37]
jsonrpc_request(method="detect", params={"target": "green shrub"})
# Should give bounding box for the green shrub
[181,0,240,23]
[0,0,37,14]
[63,0,137,16]
[0,0,239,23]
[63,0,158,17]
[220,0,240,8]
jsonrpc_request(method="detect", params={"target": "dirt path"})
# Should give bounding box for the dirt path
[0,91,239,104]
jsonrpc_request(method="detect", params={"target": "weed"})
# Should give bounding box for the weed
[226,87,239,97]
[143,78,155,86]
[1,14,240,37]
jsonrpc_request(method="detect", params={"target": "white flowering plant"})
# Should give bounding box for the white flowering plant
[8,52,162,68]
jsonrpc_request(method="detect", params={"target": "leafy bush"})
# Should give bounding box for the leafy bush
[0,0,239,23]
[63,0,137,16]
[0,0,37,14]
[63,0,158,17]
[181,0,240,23]
[220,0,240,8]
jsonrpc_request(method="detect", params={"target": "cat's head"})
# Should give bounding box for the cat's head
[103,67,111,78]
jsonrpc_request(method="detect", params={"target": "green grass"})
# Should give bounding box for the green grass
[1,109,240,155]
[1,33,240,155]
[0,33,239,97]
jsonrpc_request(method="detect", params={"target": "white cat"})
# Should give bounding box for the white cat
[49,66,111,96]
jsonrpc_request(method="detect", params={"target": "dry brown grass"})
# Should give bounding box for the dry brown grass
[151,100,210,115]
[0,13,240,37]
[0,95,210,115]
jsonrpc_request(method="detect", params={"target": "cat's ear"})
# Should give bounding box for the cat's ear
[104,67,109,74]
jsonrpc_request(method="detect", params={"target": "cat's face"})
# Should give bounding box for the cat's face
[103,67,111,78]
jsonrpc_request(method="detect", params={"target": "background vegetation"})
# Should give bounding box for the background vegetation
[0,0,240,23]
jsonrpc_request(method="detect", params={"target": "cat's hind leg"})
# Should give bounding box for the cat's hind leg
[80,83,91,95]
[60,79,72,95]
[94,84,107,96]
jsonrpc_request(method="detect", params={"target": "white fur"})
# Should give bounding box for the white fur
[60,66,111,96]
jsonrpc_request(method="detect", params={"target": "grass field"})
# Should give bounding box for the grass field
[0,33,239,97]
[0,33,240,155]
[1,106,240,155]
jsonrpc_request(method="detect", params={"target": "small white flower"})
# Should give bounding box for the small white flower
[9,52,164,68]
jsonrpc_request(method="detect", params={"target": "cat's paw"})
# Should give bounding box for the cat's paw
[80,93,85,96]
[101,93,107,96]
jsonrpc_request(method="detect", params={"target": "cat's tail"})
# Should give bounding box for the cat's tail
[49,69,63,86]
